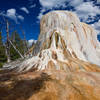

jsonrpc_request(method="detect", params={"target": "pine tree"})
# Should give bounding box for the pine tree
[0,32,7,68]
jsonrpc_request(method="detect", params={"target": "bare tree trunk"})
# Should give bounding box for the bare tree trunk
[20,27,29,57]
[9,40,24,59]
[6,20,11,63]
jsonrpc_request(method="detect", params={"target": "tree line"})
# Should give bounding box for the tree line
[0,20,28,68]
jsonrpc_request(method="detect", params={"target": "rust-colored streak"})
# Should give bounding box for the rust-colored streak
[73,25,80,41]
[72,51,77,58]
[91,39,96,49]
[52,51,57,60]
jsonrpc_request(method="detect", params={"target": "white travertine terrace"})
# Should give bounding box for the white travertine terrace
[5,11,100,72]
[34,11,100,65]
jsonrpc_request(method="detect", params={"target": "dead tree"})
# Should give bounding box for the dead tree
[20,27,29,57]
[6,20,11,63]
[6,20,24,62]
[9,40,24,59]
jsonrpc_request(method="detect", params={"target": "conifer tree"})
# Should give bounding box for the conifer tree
[0,32,7,68]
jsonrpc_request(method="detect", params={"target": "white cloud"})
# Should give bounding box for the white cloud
[37,8,46,20]
[39,0,67,9]
[69,0,83,7]
[38,0,100,28]
[38,0,83,20]
[91,20,100,33]
[0,8,24,23]
[75,2,100,23]
[30,4,36,8]
[70,1,100,32]
[37,13,43,20]
[18,15,24,21]
[97,0,100,3]
[76,2,100,15]
[6,9,17,22]
[38,0,67,20]
[28,39,37,47]
[20,7,29,14]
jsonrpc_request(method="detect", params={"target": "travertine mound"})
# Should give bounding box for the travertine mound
[13,11,100,72]
[33,11,100,66]
[1,11,100,100]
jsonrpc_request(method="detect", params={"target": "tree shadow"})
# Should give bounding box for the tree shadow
[0,72,51,100]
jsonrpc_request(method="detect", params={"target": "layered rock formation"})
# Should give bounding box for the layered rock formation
[1,11,100,100]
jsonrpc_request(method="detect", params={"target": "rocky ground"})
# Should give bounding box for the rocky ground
[0,68,100,100]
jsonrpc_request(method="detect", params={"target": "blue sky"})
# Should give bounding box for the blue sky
[0,0,100,41]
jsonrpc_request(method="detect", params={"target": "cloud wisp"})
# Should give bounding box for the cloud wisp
[20,7,29,14]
